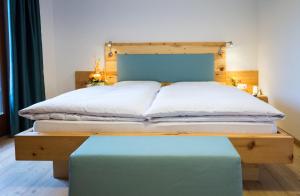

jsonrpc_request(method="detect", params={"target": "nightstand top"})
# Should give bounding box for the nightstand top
[256,95,268,103]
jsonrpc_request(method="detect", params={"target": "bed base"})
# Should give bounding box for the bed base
[15,129,294,181]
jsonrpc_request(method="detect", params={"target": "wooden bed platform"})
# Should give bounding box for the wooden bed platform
[15,128,294,180]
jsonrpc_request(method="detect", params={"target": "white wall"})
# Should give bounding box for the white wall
[258,0,300,139]
[40,0,258,96]
[40,0,57,98]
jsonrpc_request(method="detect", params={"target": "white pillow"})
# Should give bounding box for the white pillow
[20,81,161,120]
[145,82,284,120]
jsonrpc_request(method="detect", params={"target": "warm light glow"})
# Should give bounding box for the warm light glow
[89,58,103,81]
[252,85,258,96]
[94,58,102,73]
[237,83,247,90]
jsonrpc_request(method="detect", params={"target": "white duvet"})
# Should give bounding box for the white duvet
[19,81,161,121]
[145,82,284,122]
[20,81,284,123]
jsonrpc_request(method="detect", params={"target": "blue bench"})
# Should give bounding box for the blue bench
[69,136,242,196]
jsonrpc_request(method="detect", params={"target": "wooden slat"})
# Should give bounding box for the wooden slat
[114,46,222,54]
[15,129,294,164]
[107,42,226,46]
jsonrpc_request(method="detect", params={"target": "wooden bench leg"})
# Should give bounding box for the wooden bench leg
[242,164,260,181]
[53,160,69,179]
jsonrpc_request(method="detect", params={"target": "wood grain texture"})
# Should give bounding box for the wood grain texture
[53,160,68,179]
[15,130,88,161]
[226,70,258,93]
[243,164,261,181]
[2,136,300,195]
[75,71,92,89]
[75,70,258,90]
[73,42,259,90]
[257,95,269,103]
[15,129,294,164]
[104,42,227,84]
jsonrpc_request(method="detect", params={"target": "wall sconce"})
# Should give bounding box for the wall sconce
[226,41,234,48]
[218,41,234,55]
[107,41,113,57]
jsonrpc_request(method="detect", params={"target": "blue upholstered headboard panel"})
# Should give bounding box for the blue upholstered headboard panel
[117,54,215,82]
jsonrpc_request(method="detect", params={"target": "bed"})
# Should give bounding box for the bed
[15,42,294,181]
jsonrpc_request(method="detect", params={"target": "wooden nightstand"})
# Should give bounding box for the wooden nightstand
[257,95,268,103]
[75,71,116,89]
[86,82,105,88]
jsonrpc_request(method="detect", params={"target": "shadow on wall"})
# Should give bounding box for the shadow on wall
[273,98,300,139]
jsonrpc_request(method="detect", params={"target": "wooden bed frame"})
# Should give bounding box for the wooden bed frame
[15,128,294,180]
[15,42,294,181]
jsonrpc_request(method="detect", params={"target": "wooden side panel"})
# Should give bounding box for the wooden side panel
[229,136,293,164]
[75,71,92,89]
[226,71,258,93]
[15,132,88,161]
[15,130,294,164]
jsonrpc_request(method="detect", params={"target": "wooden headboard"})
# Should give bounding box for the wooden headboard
[75,42,258,93]
[104,42,227,84]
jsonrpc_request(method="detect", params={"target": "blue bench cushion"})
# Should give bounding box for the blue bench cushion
[69,136,242,196]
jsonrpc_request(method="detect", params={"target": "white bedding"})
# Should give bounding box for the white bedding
[33,120,277,134]
[150,116,280,123]
[19,81,161,121]
[19,81,284,125]
[145,82,284,122]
